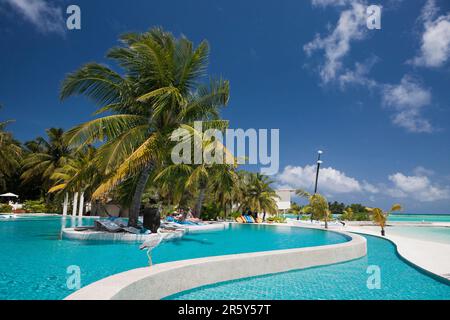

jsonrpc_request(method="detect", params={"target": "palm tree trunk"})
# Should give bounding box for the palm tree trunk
[129,163,153,227]
[381,227,385,236]
[262,211,266,222]
[324,219,328,229]
[194,186,206,218]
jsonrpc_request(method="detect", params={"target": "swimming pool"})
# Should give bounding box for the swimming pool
[0,216,347,300]
[167,234,450,300]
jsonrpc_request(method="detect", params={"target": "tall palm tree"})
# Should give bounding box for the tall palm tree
[209,164,238,220]
[60,28,229,227]
[296,189,330,228]
[367,204,402,236]
[21,128,71,192]
[0,117,22,190]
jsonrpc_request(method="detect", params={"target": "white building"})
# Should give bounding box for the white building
[274,189,294,213]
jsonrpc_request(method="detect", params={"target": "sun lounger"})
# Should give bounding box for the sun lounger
[94,220,122,232]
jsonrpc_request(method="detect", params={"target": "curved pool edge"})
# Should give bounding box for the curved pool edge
[345,227,450,284]
[65,227,366,300]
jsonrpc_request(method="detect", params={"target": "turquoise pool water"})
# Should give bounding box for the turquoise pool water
[167,234,450,300]
[0,216,347,300]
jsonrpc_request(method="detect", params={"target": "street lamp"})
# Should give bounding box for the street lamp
[314,150,323,194]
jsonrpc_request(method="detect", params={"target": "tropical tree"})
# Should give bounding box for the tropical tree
[60,28,229,227]
[239,172,278,221]
[296,189,331,228]
[0,116,22,190]
[48,146,103,199]
[209,164,239,219]
[21,128,71,193]
[367,204,402,236]
[341,207,354,221]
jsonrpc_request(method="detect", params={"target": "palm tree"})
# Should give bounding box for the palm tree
[239,172,278,221]
[48,146,102,198]
[341,207,354,221]
[60,28,229,227]
[367,204,402,236]
[0,116,22,190]
[209,164,239,220]
[153,123,233,218]
[296,189,330,228]
[21,128,71,192]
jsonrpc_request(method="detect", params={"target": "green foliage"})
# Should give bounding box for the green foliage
[201,202,221,220]
[290,202,302,214]
[349,203,367,214]
[22,199,52,213]
[0,204,12,213]
[352,211,370,221]
[329,201,345,214]
[267,215,286,223]
[230,211,242,219]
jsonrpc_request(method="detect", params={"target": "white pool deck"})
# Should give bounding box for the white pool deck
[289,220,450,281]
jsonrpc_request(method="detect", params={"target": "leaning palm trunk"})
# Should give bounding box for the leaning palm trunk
[194,186,207,218]
[129,163,153,227]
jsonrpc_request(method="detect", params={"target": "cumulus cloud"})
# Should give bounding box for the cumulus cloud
[410,0,450,68]
[276,164,449,204]
[2,0,65,35]
[388,172,450,202]
[381,75,433,133]
[304,1,367,83]
[276,165,377,195]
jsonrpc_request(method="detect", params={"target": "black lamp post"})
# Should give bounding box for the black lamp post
[314,150,323,194]
[310,150,323,223]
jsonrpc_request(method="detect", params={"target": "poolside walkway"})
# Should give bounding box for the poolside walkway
[289,220,450,281]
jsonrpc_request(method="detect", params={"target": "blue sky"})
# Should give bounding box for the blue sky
[1,0,450,213]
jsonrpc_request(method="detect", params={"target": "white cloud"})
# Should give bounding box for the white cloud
[304,2,367,83]
[388,172,450,202]
[381,75,433,133]
[2,0,65,35]
[338,56,379,89]
[276,165,375,195]
[413,166,435,177]
[277,163,450,205]
[410,0,450,68]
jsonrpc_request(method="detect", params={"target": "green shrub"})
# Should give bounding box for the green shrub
[0,204,13,213]
[267,215,286,223]
[23,199,50,213]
